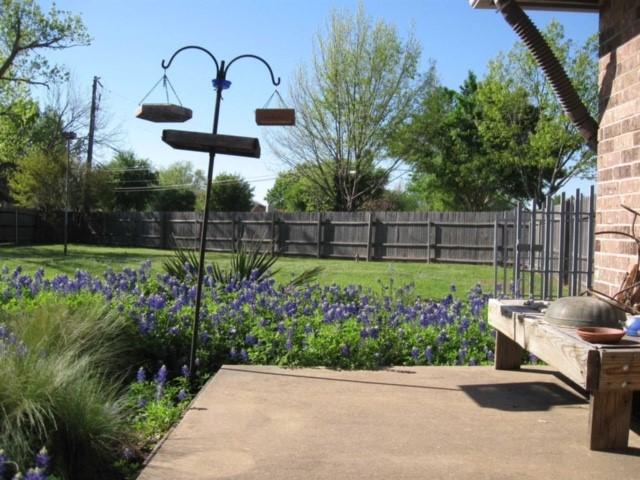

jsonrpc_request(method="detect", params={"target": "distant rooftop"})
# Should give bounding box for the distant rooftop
[469,0,600,12]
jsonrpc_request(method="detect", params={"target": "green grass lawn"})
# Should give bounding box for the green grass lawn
[0,244,498,300]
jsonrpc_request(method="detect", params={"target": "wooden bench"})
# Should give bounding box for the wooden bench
[488,298,640,451]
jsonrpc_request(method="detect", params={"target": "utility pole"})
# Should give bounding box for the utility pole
[85,76,101,211]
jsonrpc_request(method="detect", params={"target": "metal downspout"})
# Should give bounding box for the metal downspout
[493,0,598,152]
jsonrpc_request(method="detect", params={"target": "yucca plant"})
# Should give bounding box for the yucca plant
[209,242,279,285]
[162,244,200,282]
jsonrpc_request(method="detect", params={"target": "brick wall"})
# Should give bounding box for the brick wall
[594,0,640,296]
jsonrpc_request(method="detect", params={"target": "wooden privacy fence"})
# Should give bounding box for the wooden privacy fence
[1,188,595,300]
[77,210,520,264]
[0,207,39,245]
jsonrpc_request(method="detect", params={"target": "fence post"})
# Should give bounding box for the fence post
[514,202,522,298]
[271,212,276,255]
[316,212,323,258]
[493,214,498,295]
[15,207,18,245]
[231,216,237,252]
[426,218,431,264]
[366,212,373,262]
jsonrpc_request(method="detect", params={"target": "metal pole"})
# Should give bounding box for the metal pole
[576,190,583,292]
[571,189,581,295]
[558,192,566,298]
[587,185,596,290]
[514,202,522,298]
[189,63,225,380]
[542,196,551,299]
[529,202,536,298]
[64,138,70,256]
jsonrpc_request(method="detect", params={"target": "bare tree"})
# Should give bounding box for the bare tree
[269,4,424,211]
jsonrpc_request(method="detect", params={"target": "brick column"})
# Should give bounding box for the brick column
[594,0,640,296]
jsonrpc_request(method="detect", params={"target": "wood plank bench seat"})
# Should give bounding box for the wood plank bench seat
[488,298,640,451]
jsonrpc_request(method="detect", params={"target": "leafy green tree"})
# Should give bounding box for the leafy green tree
[392,70,520,211]
[481,21,597,205]
[6,104,87,212]
[105,151,158,211]
[152,161,205,212]
[0,0,90,88]
[266,171,323,212]
[210,173,254,212]
[0,95,39,202]
[270,3,424,211]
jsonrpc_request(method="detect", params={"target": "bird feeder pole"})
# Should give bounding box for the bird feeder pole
[143,46,283,383]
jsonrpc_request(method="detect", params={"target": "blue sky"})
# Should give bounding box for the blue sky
[44,0,598,203]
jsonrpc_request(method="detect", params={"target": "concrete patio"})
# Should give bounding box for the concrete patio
[138,365,640,480]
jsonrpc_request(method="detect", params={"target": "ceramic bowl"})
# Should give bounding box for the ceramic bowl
[576,327,626,344]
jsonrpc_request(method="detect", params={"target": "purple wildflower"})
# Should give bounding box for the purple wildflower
[425,346,433,364]
[411,346,420,361]
[340,344,350,357]
[181,364,190,377]
[0,450,6,476]
[24,468,46,480]
[136,367,146,383]
[35,447,49,469]
[177,389,188,402]
[155,365,167,385]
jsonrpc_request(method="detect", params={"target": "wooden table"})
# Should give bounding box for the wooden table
[488,298,640,451]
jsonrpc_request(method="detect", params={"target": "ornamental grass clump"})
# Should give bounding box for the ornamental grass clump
[0,302,135,479]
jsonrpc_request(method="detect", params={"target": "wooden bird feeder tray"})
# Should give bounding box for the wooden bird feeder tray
[136,103,192,123]
[255,108,295,126]
[162,129,261,158]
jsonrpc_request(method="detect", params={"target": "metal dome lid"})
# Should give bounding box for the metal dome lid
[544,296,626,329]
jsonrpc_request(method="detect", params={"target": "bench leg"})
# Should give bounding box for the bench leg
[588,390,632,450]
[494,331,523,370]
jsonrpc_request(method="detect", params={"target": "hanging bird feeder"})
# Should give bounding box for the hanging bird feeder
[136,73,192,123]
[255,89,295,126]
[162,129,261,158]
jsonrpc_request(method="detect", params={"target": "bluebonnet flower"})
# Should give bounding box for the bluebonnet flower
[0,449,7,476]
[181,364,190,377]
[177,389,188,402]
[122,447,135,460]
[340,344,350,357]
[155,365,167,385]
[410,347,420,361]
[239,349,249,363]
[486,350,495,362]
[425,346,433,364]
[136,367,146,382]
[35,447,49,470]
[24,468,46,480]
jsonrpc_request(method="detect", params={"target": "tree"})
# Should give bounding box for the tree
[270,3,424,211]
[0,0,90,88]
[392,70,521,211]
[151,161,205,212]
[265,170,324,212]
[210,173,253,212]
[6,104,87,212]
[0,95,39,202]
[104,151,158,211]
[481,21,597,205]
